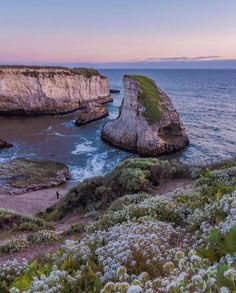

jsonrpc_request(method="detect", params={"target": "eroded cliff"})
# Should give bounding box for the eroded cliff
[102,75,189,156]
[0,66,112,115]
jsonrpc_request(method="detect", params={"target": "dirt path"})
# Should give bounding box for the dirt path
[155,178,193,195]
[0,181,76,215]
[0,241,63,265]
[55,213,96,233]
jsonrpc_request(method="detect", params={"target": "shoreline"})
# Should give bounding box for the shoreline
[0,181,77,216]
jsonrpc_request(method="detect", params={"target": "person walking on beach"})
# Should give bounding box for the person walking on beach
[56,190,60,199]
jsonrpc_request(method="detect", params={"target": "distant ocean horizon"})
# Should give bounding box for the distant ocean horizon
[0,69,235,182]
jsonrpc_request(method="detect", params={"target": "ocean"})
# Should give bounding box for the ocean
[0,69,235,182]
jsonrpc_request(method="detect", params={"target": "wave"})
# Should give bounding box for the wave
[71,139,97,155]
[69,154,106,181]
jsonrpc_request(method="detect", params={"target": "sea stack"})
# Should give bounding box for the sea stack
[0,66,112,115]
[102,75,189,156]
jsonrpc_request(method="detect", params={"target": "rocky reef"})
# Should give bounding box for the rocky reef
[0,158,70,194]
[75,102,108,126]
[0,66,112,115]
[0,139,12,150]
[102,75,189,156]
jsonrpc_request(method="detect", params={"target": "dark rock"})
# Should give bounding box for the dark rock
[110,89,121,94]
[75,103,108,126]
[0,158,71,194]
[0,139,13,150]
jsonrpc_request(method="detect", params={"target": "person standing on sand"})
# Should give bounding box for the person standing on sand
[56,190,60,199]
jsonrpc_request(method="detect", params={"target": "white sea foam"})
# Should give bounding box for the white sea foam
[46,126,52,131]
[69,153,108,181]
[71,139,97,155]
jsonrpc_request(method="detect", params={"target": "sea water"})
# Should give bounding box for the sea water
[0,69,235,182]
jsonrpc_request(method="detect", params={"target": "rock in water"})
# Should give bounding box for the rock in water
[0,139,13,150]
[102,75,189,156]
[0,158,71,194]
[0,66,112,115]
[110,89,121,94]
[75,102,108,126]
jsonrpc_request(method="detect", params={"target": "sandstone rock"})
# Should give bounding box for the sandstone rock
[102,75,189,156]
[110,89,121,94]
[0,139,13,150]
[75,102,108,126]
[0,66,112,115]
[0,158,71,194]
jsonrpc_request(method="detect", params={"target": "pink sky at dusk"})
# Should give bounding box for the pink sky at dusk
[1,0,236,66]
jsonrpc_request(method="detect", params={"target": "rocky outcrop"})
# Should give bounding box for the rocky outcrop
[0,139,13,150]
[0,66,112,115]
[102,75,189,156]
[75,102,108,126]
[110,89,120,94]
[0,158,71,194]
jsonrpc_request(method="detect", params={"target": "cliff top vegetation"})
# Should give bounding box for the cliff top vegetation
[126,74,163,123]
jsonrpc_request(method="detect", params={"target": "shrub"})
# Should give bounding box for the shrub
[18,222,42,232]
[198,225,236,261]
[0,209,53,232]
[65,223,86,236]
[150,160,190,184]
[42,158,192,220]
[27,230,59,245]
[0,240,29,254]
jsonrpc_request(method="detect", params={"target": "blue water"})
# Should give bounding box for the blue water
[0,69,235,181]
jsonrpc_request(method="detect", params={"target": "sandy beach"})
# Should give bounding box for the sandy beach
[0,181,76,215]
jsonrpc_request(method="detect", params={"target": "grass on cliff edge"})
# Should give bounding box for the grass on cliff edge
[41,158,191,221]
[128,75,163,124]
[72,68,101,78]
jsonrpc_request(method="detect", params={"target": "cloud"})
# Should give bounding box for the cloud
[133,56,227,62]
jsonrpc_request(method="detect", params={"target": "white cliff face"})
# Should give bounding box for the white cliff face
[102,75,189,156]
[0,66,112,115]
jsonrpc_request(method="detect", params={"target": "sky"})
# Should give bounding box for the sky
[1,0,236,68]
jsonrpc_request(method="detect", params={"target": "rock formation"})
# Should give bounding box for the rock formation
[75,102,108,126]
[110,89,120,94]
[0,66,112,115]
[102,75,189,156]
[0,158,71,194]
[0,139,13,150]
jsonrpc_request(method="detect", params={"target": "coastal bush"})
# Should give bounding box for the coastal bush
[0,230,59,256]
[0,239,29,254]
[72,67,101,78]
[0,209,53,232]
[43,158,192,220]
[150,159,190,184]
[18,222,41,232]
[27,230,59,245]
[1,162,236,292]
[0,259,28,284]
[64,223,86,236]
[198,225,236,261]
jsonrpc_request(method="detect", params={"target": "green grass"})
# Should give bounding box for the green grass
[2,66,102,78]
[127,75,163,124]
[0,209,53,232]
[72,68,101,78]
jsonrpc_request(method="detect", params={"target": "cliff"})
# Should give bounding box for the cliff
[0,66,112,115]
[102,75,189,156]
